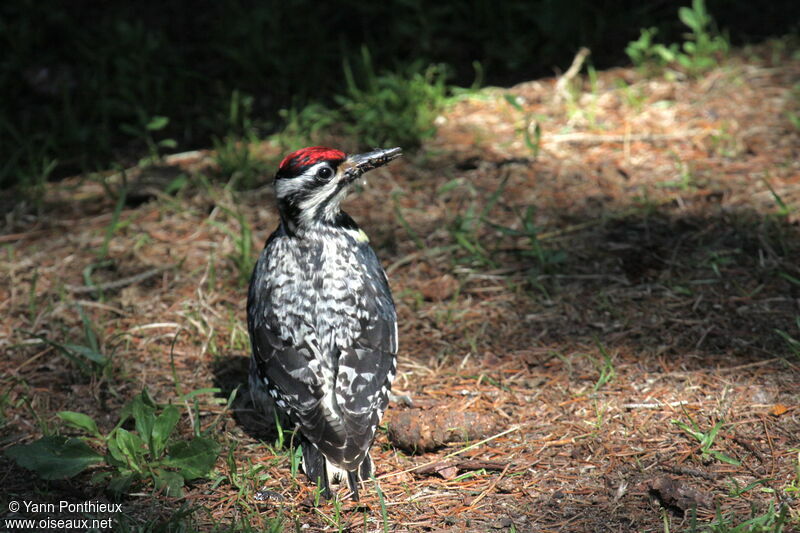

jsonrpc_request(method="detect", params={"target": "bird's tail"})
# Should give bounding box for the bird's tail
[300,438,373,501]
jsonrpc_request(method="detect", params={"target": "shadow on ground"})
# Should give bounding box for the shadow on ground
[407,198,800,368]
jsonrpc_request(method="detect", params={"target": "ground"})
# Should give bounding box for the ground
[1,41,800,532]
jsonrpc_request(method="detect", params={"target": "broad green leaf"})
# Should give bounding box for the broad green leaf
[163,437,220,480]
[679,7,698,31]
[63,343,106,365]
[151,405,180,458]
[57,411,101,437]
[132,398,156,449]
[114,428,145,472]
[120,123,140,137]
[108,471,137,495]
[90,470,110,485]
[139,388,158,408]
[5,436,103,479]
[106,436,126,465]
[153,469,185,497]
[146,116,169,131]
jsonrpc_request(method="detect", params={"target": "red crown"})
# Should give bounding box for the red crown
[278,146,346,175]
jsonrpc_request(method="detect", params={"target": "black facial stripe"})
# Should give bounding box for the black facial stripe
[312,179,351,222]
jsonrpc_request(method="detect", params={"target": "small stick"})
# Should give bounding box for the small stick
[469,463,511,507]
[66,266,168,294]
[664,464,718,481]
[415,460,508,475]
[554,47,591,103]
[378,425,522,479]
[544,129,707,145]
[0,230,46,243]
[127,322,182,332]
[622,401,689,409]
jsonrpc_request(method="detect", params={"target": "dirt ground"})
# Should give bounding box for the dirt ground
[2,41,800,532]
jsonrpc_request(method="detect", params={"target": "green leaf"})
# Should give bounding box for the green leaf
[106,435,126,465]
[679,7,698,31]
[89,470,111,486]
[77,305,99,352]
[151,405,180,459]
[57,411,101,437]
[146,116,169,131]
[108,471,137,495]
[63,343,107,365]
[163,437,220,480]
[153,468,185,497]
[5,436,103,479]
[710,450,741,466]
[114,428,145,472]
[132,397,156,449]
[139,388,158,408]
[178,387,221,401]
[503,93,523,111]
[158,138,177,149]
[120,123,141,137]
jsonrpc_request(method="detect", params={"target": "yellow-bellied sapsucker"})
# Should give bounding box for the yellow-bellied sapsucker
[247,146,401,500]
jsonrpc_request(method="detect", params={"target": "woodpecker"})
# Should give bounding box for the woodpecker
[247,146,401,500]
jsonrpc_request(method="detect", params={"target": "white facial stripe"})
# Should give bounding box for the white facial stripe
[275,173,314,199]
[276,161,335,200]
[297,171,351,226]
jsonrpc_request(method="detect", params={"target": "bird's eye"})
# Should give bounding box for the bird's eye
[317,166,333,180]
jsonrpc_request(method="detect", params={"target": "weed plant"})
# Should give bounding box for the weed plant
[5,389,224,497]
[626,0,729,77]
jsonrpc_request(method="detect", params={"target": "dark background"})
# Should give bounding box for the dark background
[2,0,798,189]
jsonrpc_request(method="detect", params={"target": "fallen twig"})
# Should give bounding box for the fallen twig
[66,266,169,294]
[379,425,522,480]
[414,460,509,476]
[544,129,708,145]
[623,401,689,409]
[469,463,511,507]
[554,47,591,103]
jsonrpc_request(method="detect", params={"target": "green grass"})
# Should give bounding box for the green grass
[272,49,450,152]
[672,412,740,466]
[334,48,449,148]
[696,502,792,533]
[626,0,729,77]
[208,206,257,287]
[29,305,116,382]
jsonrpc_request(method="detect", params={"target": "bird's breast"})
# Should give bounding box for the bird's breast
[263,232,380,354]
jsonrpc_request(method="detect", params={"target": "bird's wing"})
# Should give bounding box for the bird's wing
[334,250,398,454]
[247,231,329,438]
[250,324,324,416]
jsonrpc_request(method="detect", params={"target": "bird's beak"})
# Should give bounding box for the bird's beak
[342,147,402,182]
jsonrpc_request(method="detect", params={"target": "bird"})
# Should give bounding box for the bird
[247,146,402,500]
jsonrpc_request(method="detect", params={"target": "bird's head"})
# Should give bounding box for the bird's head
[273,146,402,230]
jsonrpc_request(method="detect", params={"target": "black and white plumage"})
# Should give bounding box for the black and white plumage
[247,146,401,500]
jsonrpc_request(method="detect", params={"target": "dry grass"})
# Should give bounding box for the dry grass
[2,40,800,532]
